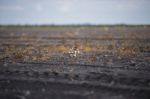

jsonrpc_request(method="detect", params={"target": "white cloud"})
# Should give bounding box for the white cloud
[35,3,43,12]
[0,5,24,11]
[57,0,78,13]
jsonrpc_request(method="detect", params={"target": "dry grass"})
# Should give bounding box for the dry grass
[0,44,144,60]
[0,30,149,62]
[1,39,146,62]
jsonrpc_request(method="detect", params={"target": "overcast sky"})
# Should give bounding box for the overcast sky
[0,0,150,25]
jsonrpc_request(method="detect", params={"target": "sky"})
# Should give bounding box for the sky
[0,0,150,25]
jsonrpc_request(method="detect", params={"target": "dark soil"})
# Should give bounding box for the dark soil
[0,26,150,99]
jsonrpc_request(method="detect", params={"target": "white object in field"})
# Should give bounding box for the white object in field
[68,47,80,57]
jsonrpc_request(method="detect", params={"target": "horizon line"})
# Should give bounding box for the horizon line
[1,23,150,26]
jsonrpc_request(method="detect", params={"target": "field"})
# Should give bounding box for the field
[0,25,150,99]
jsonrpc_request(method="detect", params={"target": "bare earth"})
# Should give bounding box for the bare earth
[0,26,150,99]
